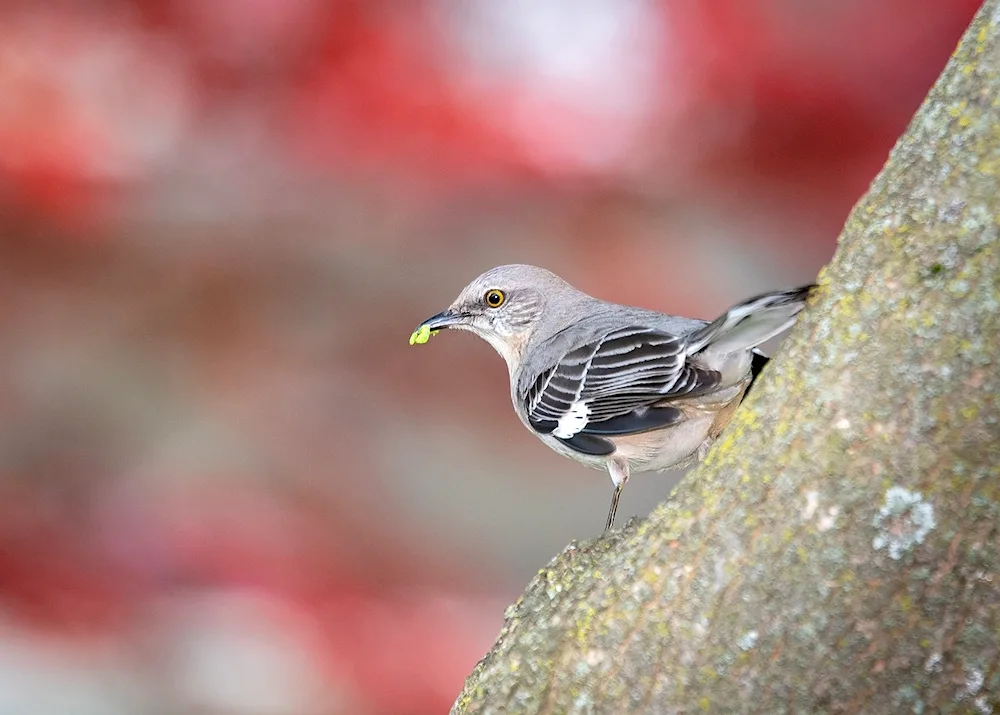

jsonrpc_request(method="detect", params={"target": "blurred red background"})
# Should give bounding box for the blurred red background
[0,1,981,713]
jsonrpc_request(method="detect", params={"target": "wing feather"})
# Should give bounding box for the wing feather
[524,326,721,441]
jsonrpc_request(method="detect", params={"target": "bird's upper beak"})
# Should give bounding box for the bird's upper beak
[409,309,467,345]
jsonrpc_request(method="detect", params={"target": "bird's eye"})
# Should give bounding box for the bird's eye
[484,289,506,308]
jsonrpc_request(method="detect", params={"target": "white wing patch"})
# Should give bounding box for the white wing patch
[552,401,590,438]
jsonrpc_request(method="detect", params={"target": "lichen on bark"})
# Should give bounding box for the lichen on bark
[452,2,1000,713]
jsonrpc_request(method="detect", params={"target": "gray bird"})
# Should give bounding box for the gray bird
[411,265,813,531]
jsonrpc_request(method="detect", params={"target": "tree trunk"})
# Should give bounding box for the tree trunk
[452,2,1000,713]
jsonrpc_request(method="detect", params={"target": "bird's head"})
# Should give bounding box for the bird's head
[410,264,582,369]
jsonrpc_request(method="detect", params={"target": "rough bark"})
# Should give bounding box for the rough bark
[452,3,1000,714]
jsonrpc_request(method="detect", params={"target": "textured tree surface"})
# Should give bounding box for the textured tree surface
[452,3,1000,714]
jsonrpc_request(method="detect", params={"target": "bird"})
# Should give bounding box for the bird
[410,264,814,532]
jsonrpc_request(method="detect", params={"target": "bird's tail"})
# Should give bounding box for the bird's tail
[685,285,815,357]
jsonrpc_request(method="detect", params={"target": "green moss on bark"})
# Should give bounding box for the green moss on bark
[453,2,1000,713]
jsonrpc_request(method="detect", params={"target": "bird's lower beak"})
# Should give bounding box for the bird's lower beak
[409,309,466,345]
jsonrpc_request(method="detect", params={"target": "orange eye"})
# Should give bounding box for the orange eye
[484,289,505,308]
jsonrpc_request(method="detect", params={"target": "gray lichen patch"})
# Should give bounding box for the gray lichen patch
[871,486,937,560]
[736,629,759,652]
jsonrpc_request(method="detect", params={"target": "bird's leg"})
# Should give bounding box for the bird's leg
[605,457,630,532]
[605,485,623,532]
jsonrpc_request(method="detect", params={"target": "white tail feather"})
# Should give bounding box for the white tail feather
[685,286,814,356]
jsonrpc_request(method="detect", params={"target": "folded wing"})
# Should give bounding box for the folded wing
[524,326,721,453]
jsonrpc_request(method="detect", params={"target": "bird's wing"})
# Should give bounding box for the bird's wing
[523,326,721,444]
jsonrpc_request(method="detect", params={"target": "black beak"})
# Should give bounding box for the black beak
[409,309,467,345]
[419,309,466,331]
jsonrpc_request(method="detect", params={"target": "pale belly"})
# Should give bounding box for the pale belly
[537,412,715,473]
[531,380,748,475]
